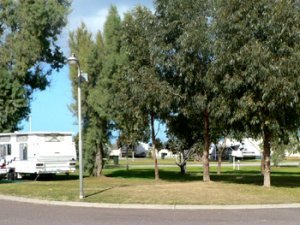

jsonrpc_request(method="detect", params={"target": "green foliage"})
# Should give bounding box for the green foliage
[272,132,300,167]
[90,6,122,118]
[104,6,122,54]
[154,0,216,181]
[271,142,286,167]
[69,6,125,176]
[0,0,70,132]
[288,133,300,154]
[69,23,110,176]
[167,113,203,150]
[213,0,300,186]
[0,70,28,131]
[66,1,300,187]
[154,0,217,138]
[122,6,171,118]
[213,0,300,136]
[117,7,160,145]
[119,6,173,180]
[69,23,94,113]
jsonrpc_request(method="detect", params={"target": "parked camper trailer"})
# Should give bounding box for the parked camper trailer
[210,138,261,160]
[0,132,77,178]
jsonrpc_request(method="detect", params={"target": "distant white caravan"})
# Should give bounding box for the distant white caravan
[210,138,261,160]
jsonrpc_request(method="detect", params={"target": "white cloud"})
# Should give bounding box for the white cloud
[67,5,140,35]
[58,1,154,56]
[66,8,108,34]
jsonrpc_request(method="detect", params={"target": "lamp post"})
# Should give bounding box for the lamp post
[67,53,84,199]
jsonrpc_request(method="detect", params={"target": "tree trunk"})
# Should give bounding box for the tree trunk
[95,143,104,177]
[126,144,129,171]
[176,152,186,175]
[150,113,159,180]
[180,163,186,175]
[263,126,271,187]
[261,151,265,175]
[203,109,210,182]
[217,150,222,175]
[217,138,226,175]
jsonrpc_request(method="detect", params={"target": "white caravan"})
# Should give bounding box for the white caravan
[0,132,77,177]
[210,138,261,160]
[223,138,261,159]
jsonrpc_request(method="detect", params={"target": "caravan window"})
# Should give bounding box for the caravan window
[0,144,11,158]
[44,135,64,142]
[17,135,28,142]
[0,136,10,142]
[19,143,28,160]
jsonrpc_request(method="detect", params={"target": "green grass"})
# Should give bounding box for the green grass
[0,165,299,205]
[113,157,300,166]
[116,157,182,165]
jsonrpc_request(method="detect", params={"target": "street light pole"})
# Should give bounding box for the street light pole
[67,54,84,199]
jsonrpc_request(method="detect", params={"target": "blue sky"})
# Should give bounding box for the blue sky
[21,0,167,142]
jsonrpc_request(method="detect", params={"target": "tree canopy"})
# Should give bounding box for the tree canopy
[213,0,300,187]
[64,1,300,187]
[154,0,216,182]
[0,0,70,132]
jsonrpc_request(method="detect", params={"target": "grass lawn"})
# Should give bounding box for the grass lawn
[0,164,299,205]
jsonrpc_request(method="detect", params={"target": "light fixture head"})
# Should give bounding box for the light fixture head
[67,53,79,65]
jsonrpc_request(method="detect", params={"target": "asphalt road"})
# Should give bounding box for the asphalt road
[1,200,300,225]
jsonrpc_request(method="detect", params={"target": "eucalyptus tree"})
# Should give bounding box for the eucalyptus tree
[213,0,300,187]
[86,6,123,175]
[69,24,109,176]
[166,113,203,174]
[119,6,171,180]
[0,0,70,131]
[84,32,110,177]
[109,54,150,171]
[107,9,150,155]
[154,0,215,182]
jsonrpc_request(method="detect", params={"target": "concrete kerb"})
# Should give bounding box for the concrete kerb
[1,194,300,210]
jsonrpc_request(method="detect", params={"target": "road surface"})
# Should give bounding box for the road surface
[0,200,299,225]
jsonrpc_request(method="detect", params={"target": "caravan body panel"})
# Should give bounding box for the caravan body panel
[0,132,77,175]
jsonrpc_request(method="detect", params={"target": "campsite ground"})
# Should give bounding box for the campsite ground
[0,158,299,205]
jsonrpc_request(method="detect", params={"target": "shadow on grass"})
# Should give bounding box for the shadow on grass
[106,168,201,182]
[212,172,300,188]
[0,179,20,184]
[105,167,300,188]
[20,174,79,182]
[85,187,114,198]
